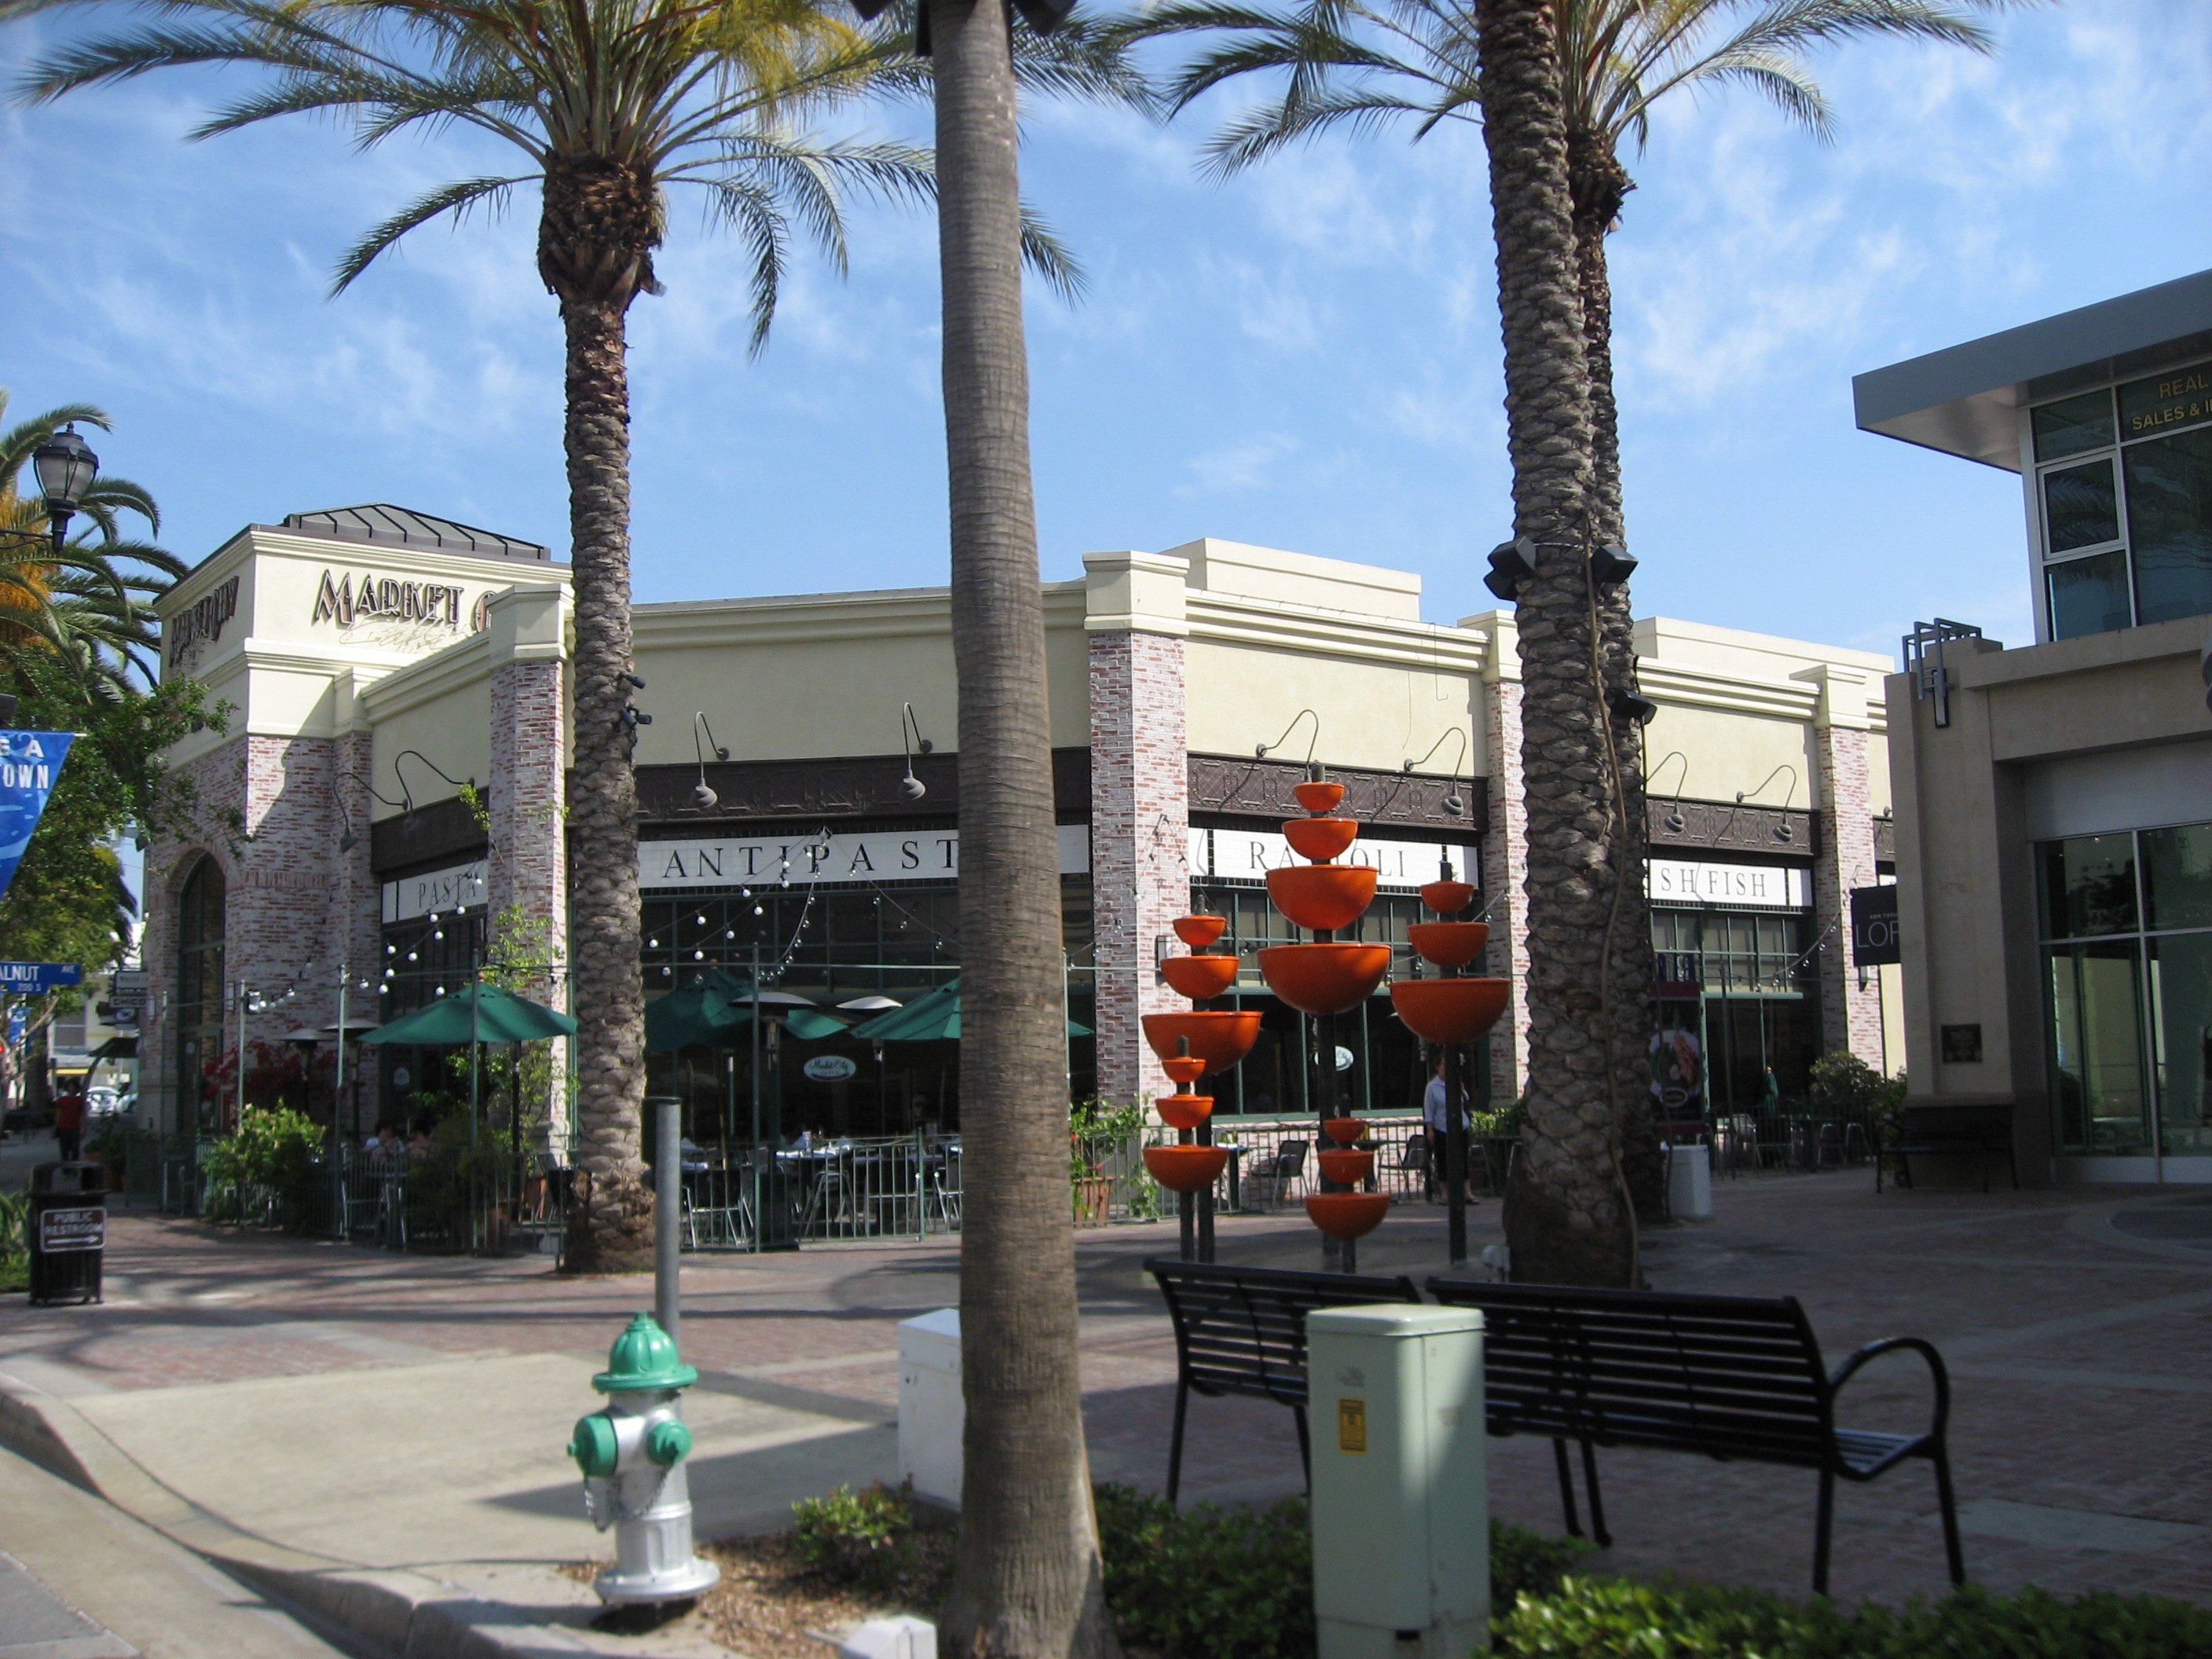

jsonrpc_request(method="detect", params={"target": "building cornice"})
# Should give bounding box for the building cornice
[357,632,492,722]
[633,580,1087,651]
[1635,660,1822,722]
[1186,592,1492,675]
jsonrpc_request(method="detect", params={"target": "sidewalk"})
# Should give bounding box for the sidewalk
[3,1173,2211,1654]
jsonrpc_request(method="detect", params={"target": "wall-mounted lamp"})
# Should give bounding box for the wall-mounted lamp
[1484,537,1537,602]
[1256,708,1320,768]
[1400,729,1470,817]
[900,703,933,800]
[1735,764,1800,841]
[1606,686,1660,727]
[335,771,407,849]
[392,750,474,820]
[1647,751,1689,834]
[1589,543,1637,586]
[690,712,728,808]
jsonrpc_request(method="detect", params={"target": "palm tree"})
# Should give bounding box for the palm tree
[12,0,948,1273]
[0,395,185,698]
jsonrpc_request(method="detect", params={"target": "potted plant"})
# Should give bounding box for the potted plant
[1068,1097,1144,1226]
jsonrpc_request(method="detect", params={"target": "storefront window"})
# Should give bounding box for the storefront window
[2039,821,2212,1158]
[174,855,225,1135]
[1647,905,1818,1113]
[2043,457,2119,551]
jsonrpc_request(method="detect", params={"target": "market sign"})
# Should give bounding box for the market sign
[1851,884,1901,966]
[642,826,1090,889]
[1192,830,1479,892]
[1648,859,1811,911]
[313,569,487,633]
[0,731,75,908]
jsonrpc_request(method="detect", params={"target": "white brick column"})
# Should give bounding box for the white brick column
[1795,663,1883,1066]
[1086,551,1192,1108]
[486,584,571,1146]
[1477,614,1531,1105]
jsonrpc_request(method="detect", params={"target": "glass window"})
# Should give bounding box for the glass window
[2123,424,2212,627]
[2119,360,2212,442]
[2148,932,2212,1155]
[2033,390,2115,460]
[2047,551,2132,639]
[2039,834,2138,938]
[2142,824,2212,932]
[2042,457,2119,552]
[2047,941,2148,1152]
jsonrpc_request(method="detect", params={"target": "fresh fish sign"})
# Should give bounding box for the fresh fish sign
[0,731,74,907]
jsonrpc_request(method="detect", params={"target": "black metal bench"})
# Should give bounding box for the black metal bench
[1877,1103,2017,1193]
[1148,1257,1418,1503]
[1428,1278,1963,1595]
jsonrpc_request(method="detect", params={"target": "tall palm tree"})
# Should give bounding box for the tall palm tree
[11,0,947,1273]
[1131,0,2008,1240]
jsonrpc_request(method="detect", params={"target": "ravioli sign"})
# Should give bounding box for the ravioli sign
[0,731,75,907]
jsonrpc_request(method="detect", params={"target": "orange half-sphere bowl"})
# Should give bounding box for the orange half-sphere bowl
[1317,1148,1374,1185]
[1161,1054,1209,1086]
[1162,953,1240,1000]
[1283,817,1359,863]
[1306,1192,1390,1240]
[1293,779,1346,814]
[1391,976,1511,1042]
[1408,921,1490,969]
[1323,1117,1368,1145]
[1267,863,1378,932]
[1174,914,1229,948]
[1143,1010,1263,1074]
[1258,943,1391,1015]
[1155,1094,1214,1131]
[1420,879,1477,915]
[1144,1144,1229,1194]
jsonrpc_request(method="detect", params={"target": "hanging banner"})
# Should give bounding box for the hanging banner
[7,1004,24,1049]
[0,731,75,908]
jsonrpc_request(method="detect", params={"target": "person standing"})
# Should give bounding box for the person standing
[1422,1052,1470,1204]
[53,1083,87,1162]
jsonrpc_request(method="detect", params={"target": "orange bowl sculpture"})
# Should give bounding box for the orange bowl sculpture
[1283,817,1359,863]
[1420,880,1477,915]
[1161,1053,1209,1086]
[1144,1144,1229,1194]
[1317,1148,1374,1185]
[1155,1094,1214,1132]
[1266,863,1379,932]
[1323,1117,1368,1145]
[1305,1192,1390,1240]
[1143,1010,1263,1074]
[1390,977,1511,1043]
[1408,921,1490,969]
[1174,914,1229,948]
[1161,953,1240,1000]
[1258,943,1391,1015]
[1293,779,1346,814]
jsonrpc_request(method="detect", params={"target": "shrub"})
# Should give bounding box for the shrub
[0,1185,26,1293]
[201,1104,324,1232]
[1493,1577,2212,1658]
[792,1481,914,1593]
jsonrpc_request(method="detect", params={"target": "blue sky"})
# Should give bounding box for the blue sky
[3,3,2210,665]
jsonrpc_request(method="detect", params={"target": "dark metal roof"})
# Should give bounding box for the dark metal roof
[1853,269,2212,471]
[279,504,555,564]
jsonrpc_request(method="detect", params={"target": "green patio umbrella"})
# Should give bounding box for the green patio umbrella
[782,1006,852,1042]
[359,981,577,1046]
[645,971,758,1053]
[848,978,1091,1042]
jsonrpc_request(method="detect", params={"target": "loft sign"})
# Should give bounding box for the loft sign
[167,576,240,667]
[313,569,487,632]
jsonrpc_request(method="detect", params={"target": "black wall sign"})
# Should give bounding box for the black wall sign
[1851,884,1901,966]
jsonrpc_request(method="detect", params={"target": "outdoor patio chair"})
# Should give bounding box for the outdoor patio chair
[1397,1131,1430,1197]
[1243,1141,1308,1211]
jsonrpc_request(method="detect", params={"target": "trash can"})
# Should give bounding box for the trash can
[1664,1142,1712,1221]
[28,1160,108,1306]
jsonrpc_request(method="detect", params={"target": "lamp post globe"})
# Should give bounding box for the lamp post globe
[32,427,99,552]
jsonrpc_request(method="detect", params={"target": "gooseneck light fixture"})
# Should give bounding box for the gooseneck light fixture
[1647,751,1690,835]
[899,703,933,801]
[392,750,474,821]
[333,771,408,852]
[32,427,98,555]
[1735,764,1800,843]
[1255,708,1320,767]
[690,712,728,808]
[1400,729,1470,817]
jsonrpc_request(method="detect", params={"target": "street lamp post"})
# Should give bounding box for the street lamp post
[31,427,99,555]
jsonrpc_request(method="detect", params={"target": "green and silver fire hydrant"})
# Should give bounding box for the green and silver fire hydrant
[568,1312,720,1606]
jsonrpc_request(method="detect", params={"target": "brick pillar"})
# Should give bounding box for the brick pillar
[486,585,571,1146]
[144,741,247,1138]
[1479,618,1532,1105]
[333,717,381,1137]
[1795,664,1883,1066]
[1086,551,1192,1108]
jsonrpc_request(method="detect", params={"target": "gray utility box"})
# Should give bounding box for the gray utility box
[1308,1304,1488,1659]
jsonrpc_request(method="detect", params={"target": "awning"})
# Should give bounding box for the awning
[360,982,577,1046]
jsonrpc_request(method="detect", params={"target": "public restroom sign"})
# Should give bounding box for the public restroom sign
[0,732,74,908]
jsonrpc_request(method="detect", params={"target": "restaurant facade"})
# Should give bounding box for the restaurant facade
[138,505,1901,1148]
[1858,267,2212,1183]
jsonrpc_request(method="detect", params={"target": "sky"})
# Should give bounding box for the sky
[4,4,2211,668]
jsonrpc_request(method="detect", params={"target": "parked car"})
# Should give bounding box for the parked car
[86,1086,124,1118]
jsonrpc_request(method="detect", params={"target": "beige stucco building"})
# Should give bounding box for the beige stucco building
[141,507,1900,1148]
[1860,268,2212,1183]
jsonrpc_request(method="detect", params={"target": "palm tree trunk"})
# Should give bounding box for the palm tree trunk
[1570,152,1663,1224]
[544,157,656,1276]
[1478,0,1635,1287]
[927,1,1116,1651]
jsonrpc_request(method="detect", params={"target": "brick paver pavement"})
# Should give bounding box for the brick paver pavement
[4,1171,2210,1609]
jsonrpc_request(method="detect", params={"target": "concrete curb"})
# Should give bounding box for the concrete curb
[0,1372,723,1659]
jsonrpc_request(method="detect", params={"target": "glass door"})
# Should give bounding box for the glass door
[2047,941,2149,1153]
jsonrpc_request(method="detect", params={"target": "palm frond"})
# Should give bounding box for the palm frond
[332,174,529,293]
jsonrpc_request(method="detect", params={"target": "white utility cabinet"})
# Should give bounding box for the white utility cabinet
[1665,1142,1713,1219]
[1308,1304,1488,1659]
[897,1307,963,1507]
